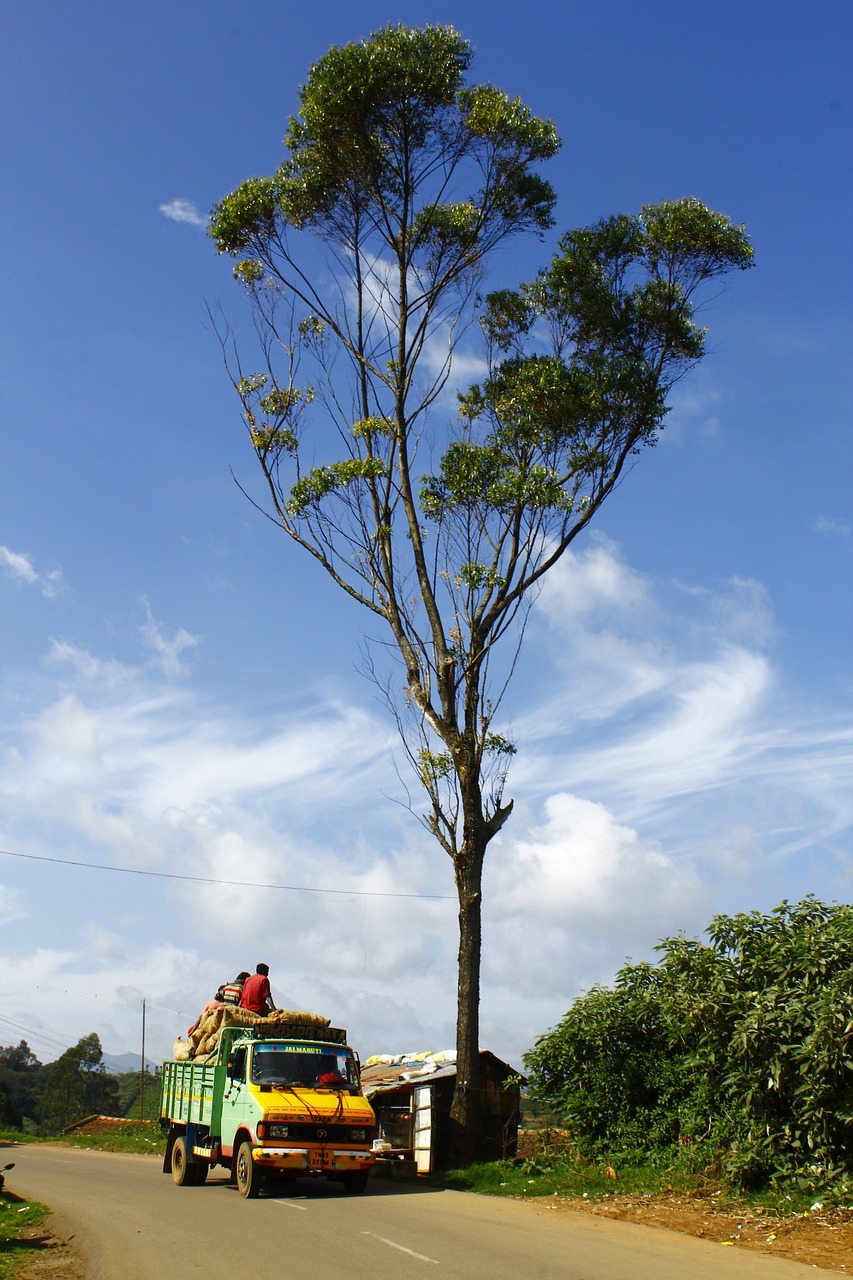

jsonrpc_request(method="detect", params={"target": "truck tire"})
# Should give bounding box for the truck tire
[235,1140,262,1198]
[339,1171,369,1193]
[191,1160,208,1186]
[171,1136,193,1186]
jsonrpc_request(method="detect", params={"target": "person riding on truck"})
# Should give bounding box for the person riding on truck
[188,988,225,1036]
[240,963,276,1015]
[221,971,250,1005]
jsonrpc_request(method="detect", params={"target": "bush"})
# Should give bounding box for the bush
[524,898,853,1193]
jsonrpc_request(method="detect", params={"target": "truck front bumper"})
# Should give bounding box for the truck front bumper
[253,1146,375,1174]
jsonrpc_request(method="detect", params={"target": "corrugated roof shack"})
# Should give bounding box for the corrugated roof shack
[361,1051,524,1174]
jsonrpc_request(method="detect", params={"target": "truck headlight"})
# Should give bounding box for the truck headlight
[349,1127,367,1142]
[268,1124,289,1138]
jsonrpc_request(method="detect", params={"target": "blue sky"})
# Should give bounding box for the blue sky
[1,0,851,1072]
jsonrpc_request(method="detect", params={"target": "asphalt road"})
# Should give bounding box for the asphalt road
[10,1145,841,1280]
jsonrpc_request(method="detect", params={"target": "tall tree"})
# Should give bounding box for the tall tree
[0,1040,44,1127]
[210,22,753,1161]
[36,1034,119,1134]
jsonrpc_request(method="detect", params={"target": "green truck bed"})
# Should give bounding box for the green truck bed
[160,1059,221,1128]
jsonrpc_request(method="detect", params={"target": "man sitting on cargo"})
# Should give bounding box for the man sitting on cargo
[187,987,225,1036]
[239,963,277,1015]
[221,971,250,1005]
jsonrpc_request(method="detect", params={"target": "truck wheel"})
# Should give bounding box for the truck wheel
[340,1171,369,1193]
[171,1136,193,1186]
[235,1140,262,1198]
[191,1160,208,1185]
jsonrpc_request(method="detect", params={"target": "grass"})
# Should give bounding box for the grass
[54,1124,166,1156]
[431,1155,704,1201]
[0,1191,51,1280]
[424,1130,846,1220]
[0,1124,166,1157]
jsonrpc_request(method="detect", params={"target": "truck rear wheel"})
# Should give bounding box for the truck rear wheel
[235,1140,262,1198]
[171,1136,193,1186]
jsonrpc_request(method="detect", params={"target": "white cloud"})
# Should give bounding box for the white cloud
[139,599,199,675]
[538,533,651,623]
[0,882,25,926]
[815,515,851,539]
[0,546,63,597]
[663,371,724,441]
[47,639,133,688]
[1,536,850,1072]
[159,198,206,227]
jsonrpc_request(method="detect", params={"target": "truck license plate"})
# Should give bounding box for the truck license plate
[310,1150,333,1171]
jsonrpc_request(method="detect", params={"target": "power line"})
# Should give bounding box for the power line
[0,847,455,900]
[0,1014,73,1059]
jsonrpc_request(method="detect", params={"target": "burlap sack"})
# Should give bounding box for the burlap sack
[189,1005,330,1058]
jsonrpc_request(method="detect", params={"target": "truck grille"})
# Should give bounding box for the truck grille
[273,1122,372,1144]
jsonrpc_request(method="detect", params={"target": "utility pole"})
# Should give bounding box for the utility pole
[139,998,147,1122]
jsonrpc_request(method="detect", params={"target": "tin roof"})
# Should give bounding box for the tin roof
[360,1049,523,1098]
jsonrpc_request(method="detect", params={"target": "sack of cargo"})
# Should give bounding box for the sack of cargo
[188,1005,332,1058]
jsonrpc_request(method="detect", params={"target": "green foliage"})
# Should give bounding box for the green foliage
[209,177,278,256]
[115,1069,162,1121]
[422,201,752,528]
[35,1034,120,1135]
[431,1151,699,1201]
[0,1042,45,1128]
[210,23,559,274]
[287,457,388,515]
[58,1121,165,1154]
[0,1192,51,1279]
[418,748,453,784]
[525,899,853,1195]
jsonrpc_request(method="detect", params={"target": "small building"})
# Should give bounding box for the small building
[360,1050,524,1173]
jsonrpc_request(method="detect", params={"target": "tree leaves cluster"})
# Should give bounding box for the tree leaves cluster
[0,1037,161,1133]
[524,898,853,1194]
[0,1041,45,1128]
[35,1033,120,1134]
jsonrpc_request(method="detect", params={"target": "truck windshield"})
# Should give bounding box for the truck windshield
[251,1044,358,1089]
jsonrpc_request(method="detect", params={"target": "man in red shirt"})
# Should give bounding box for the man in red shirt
[240,963,276,1015]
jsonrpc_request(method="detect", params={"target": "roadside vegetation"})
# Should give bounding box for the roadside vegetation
[0,1188,50,1280]
[0,1036,161,1138]
[432,1139,835,1217]
[523,898,853,1202]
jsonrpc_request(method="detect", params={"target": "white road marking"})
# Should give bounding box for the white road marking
[361,1230,439,1264]
[272,1199,308,1211]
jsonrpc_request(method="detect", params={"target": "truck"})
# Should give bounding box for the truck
[159,1019,377,1198]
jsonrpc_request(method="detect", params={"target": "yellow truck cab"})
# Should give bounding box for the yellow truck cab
[160,1022,376,1197]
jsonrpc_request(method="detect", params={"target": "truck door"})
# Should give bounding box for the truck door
[221,1045,249,1152]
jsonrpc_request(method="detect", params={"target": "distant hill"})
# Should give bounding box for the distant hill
[102,1052,160,1075]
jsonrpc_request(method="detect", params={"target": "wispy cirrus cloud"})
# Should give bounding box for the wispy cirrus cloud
[815,515,851,539]
[517,534,852,848]
[1,539,850,1070]
[0,546,63,597]
[139,598,199,676]
[159,197,206,227]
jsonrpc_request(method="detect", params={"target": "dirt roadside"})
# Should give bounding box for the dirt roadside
[537,1188,852,1274]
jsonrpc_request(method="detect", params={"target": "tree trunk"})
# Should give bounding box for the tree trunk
[448,839,486,1166]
